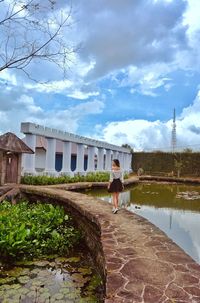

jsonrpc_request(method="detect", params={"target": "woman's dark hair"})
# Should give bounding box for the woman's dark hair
[113,159,120,167]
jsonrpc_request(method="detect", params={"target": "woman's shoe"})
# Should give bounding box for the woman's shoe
[113,208,119,214]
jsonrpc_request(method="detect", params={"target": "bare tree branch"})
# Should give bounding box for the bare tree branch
[0,0,76,82]
[0,0,35,25]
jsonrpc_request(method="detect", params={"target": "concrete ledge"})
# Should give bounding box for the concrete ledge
[17,185,200,303]
[41,176,139,191]
[139,175,200,185]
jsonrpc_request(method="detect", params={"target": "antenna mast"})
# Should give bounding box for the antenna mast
[171,108,177,153]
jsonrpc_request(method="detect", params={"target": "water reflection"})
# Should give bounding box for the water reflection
[89,183,200,264]
[0,251,104,302]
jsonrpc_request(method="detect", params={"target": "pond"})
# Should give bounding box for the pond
[87,182,200,264]
[0,200,104,303]
[0,245,103,303]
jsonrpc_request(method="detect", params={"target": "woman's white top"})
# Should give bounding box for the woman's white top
[109,170,124,183]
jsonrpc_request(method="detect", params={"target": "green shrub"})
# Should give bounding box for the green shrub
[21,171,129,185]
[0,200,81,262]
[22,172,109,185]
[124,173,129,180]
[21,175,68,185]
[85,172,110,182]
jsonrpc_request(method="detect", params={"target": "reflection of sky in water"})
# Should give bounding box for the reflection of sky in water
[96,189,200,264]
[129,205,200,264]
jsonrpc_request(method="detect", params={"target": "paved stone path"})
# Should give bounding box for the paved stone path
[102,208,200,303]
[18,185,200,303]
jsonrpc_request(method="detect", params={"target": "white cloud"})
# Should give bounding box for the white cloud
[175,0,200,70]
[0,92,105,136]
[68,90,99,100]
[180,90,200,117]
[72,0,198,96]
[0,60,99,103]
[99,90,200,151]
[184,0,200,34]
[168,209,200,263]
[0,0,200,145]
[0,112,8,124]
[99,120,171,151]
[71,99,104,115]
[1,51,98,99]
[120,63,173,96]
[0,70,17,86]
[18,95,43,114]
[76,0,188,80]
[25,80,73,93]
[24,99,105,133]
[0,0,198,98]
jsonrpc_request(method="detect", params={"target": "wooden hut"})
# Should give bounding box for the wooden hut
[0,132,34,185]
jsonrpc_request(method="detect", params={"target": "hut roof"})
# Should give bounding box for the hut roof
[0,132,34,154]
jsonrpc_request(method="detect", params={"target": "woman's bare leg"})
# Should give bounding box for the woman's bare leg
[114,192,118,209]
[112,193,116,208]
[116,192,119,208]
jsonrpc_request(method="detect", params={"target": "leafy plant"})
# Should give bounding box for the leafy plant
[21,171,128,185]
[174,154,184,178]
[0,200,81,262]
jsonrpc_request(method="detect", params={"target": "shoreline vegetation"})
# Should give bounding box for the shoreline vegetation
[0,200,104,302]
[21,172,129,186]
[0,200,81,263]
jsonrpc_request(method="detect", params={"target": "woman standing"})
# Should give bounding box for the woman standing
[108,159,124,214]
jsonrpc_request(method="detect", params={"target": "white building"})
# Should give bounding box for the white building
[21,122,132,176]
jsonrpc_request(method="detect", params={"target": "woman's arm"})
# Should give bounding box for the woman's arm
[109,170,113,182]
[108,171,113,188]
[121,170,124,183]
[121,171,124,190]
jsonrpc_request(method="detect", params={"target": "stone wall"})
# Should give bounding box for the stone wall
[133,152,200,177]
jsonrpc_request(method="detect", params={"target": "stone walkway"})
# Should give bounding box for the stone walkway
[102,208,200,303]
[18,185,200,303]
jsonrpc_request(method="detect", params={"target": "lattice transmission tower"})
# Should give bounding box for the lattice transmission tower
[171,108,177,153]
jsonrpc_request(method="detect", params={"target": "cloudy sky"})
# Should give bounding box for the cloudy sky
[0,0,200,151]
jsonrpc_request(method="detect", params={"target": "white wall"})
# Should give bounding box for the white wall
[35,148,46,172]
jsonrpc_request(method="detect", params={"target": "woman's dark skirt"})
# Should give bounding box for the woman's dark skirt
[108,178,123,193]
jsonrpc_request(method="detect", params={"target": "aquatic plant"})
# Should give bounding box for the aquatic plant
[0,200,81,262]
[0,252,104,302]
